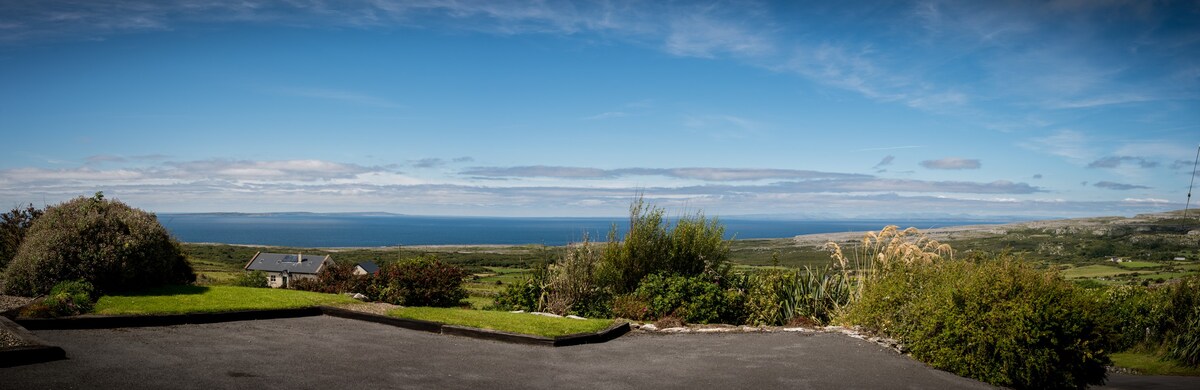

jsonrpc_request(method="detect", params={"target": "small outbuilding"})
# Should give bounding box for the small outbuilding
[244,252,333,288]
[354,261,380,276]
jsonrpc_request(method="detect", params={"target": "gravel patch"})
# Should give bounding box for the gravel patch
[331,301,400,316]
[1,294,35,312]
[1,327,31,348]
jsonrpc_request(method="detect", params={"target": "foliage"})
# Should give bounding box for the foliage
[3,193,195,296]
[597,197,730,295]
[291,263,371,294]
[389,306,615,338]
[609,293,652,320]
[374,257,467,307]
[544,236,609,317]
[1088,285,1162,352]
[288,257,468,307]
[92,285,357,315]
[19,280,96,318]
[778,266,850,325]
[229,270,269,288]
[0,203,43,271]
[633,273,743,324]
[842,251,1111,389]
[491,265,547,311]
[1161,276,1200,367]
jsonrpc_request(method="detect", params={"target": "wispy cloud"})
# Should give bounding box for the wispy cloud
[873,155,895,169]
[1094,181,1151,190]
[663,9,774,58]
[274,87,404,108]
[460,166,868,182]
[920,157,981,170]
[682,114,764,139]
[583,111,628,120]
[1020,130,1093,161]
[856,145,924,152]
[1087,156,1159,169]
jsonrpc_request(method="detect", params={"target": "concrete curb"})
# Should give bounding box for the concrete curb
[319,306,441,333]
[0,316,65,367]
[319,306,631,347]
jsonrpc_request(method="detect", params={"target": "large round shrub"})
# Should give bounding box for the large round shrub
[2,194,195,296]
[844,254,1111,389]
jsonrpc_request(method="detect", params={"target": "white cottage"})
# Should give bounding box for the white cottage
[243,252,333,288]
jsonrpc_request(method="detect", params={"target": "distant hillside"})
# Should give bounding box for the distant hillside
[791,209,1197,267]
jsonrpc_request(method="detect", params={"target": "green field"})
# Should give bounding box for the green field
[1110,351,1200,376]
[1117,261,1163,269]
[1061,265,1131,279]
[389,306,615,338]
[93,285,357,315]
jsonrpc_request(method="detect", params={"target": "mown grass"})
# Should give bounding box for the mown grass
[388,307,615,338]
[1111,351,1200,376]
[93,285,357,315]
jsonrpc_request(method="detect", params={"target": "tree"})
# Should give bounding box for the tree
[0,203,43,270]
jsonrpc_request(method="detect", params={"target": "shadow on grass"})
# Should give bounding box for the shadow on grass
[107,285,210,297]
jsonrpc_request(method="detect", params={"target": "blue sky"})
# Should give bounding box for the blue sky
[0,1,1197,218]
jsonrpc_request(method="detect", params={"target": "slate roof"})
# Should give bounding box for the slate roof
[356,261,380,274]
[244,252,332,274]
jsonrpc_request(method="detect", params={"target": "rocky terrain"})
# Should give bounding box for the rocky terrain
[793,209,1200,248]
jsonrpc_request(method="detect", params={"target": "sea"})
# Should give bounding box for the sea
[157,213,1008,247]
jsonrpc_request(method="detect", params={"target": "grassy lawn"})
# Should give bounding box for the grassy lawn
[1134,271,1195,281]
[389,307,616,338]
[93,285,358,315]
[1111,351,1200,376]
[1116,261,1162,269]
[1062,264,1130,279]
[465,295,493,310]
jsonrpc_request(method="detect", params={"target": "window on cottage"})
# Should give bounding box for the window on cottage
[270,275,277,283]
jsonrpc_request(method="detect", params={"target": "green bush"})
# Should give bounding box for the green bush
[609,293,652,320]
[1089,285,1162,352]
[544,238,610,317]
[291,263,373,295]
[230,270,269,288]
[740,267,851,326]
[843,255,1111,389]
[0,203,42,271]
[634,273,742,324]
[492,267,546,311]
[1161,276,1200,367]
[3,193,195,296]
[20,280,95,318]
[374,257,467,307]
[597,198,730,295]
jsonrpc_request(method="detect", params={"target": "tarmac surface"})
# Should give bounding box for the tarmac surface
[2,315,1197,389]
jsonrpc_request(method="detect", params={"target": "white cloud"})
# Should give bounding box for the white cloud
[920,157,981,170]
[1020,129,1093,161]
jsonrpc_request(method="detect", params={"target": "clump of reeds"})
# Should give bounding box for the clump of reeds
[825,225,953,303]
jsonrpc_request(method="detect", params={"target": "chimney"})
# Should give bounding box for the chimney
[298,252,303,262]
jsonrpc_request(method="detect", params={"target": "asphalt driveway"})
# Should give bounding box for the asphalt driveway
[2,316,1196,389]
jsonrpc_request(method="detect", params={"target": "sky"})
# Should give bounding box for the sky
[0,0,1198,219]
